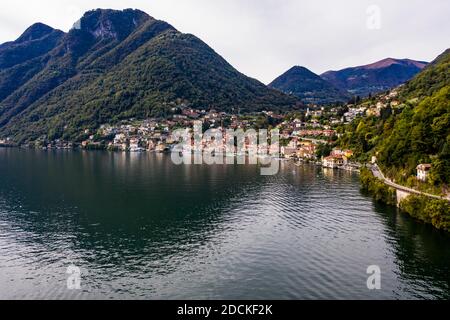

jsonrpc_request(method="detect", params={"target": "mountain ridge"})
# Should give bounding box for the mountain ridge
[338,48,449,188]
[269,66,350,105]
[321,57,428,97]
[0,8,300,143]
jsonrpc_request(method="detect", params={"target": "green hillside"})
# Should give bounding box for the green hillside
[338,49,450,189]
[401,48,450,99]
[0,9,299,143]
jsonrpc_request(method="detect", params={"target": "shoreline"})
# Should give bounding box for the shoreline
[2,144,363,174]
[360,167,450,232]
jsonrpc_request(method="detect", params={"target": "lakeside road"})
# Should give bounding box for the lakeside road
[371,164,450,201]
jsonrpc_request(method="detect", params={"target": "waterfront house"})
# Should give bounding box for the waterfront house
[114,133,126,145]
[129,137,141,152]
[417,164,431,181]
[331,149,343,157]
[281,146,297,158]
[156,143,169,153]
[147,140,157,151]
[322,155,345,169]
[297,144,317,160]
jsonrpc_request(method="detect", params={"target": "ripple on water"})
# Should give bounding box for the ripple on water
[0,151,450,299]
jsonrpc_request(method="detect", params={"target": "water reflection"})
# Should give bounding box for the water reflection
[0,148,449,299]
[1,149,261,259]
[370,201,450,299]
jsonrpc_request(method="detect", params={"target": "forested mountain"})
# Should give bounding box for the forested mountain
[0,9,299,143]
[338,49,450,188]
[269,66,350,105]
[0,23,65,102]
[321,58,428,97]
[401,48,450,99]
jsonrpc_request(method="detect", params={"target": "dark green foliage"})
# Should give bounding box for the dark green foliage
[400,195,450,231]
[378,86,450,185]
[339,49,450,188]
[0,24,64,102]
[0,23,64,69]
[0,9,300,143]
[316,143,332,158]
[401,48,450,99]
[360,167,396,205]
[337,115,384,162]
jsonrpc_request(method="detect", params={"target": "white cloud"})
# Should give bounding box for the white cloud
[0,0,448,83]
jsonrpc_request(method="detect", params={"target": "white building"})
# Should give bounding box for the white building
[129,138,140,152]
[322,155,345,169]
[417,164,431,181]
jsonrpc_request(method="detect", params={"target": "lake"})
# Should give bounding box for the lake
[0,148,449,299]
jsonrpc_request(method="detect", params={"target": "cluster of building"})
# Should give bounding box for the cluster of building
[322,149,355,169]
[0,137,14,147]
[75,106,346,157]
[344,89,402,122]
[0,103,361,170]
[276,117,337,140]
[62,105,361,171]
[280,139,317,160]
[280,142,357,170]
[343,106,367,123]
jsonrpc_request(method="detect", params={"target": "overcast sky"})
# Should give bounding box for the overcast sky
[0,0,449,84]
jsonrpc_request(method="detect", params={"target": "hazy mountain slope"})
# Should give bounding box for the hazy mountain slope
[321,58,428,97]
[269,66,350,104]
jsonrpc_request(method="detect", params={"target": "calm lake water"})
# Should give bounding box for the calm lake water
[0,148,449,300]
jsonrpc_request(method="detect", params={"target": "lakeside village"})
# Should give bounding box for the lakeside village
[0,90,405,172]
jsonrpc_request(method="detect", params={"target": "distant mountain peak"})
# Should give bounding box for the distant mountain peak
[73,8,151,40]
[321,58,428,97]
[270,66,350,105]
[0,8,298,143]
[0,22,64,70]
[285,65,317,76]
[360,58,428,70]
[16,23,55,43]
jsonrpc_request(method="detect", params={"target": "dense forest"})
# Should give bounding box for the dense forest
[0,9,300,143]
[338,49,450,191]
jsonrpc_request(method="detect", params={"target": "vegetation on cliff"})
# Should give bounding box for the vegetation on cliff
[400,195,450,231]
[359,167,396,206]
[339,49,450,192]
